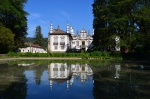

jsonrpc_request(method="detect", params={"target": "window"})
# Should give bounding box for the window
[53,36,58,45]
[81,33,86,38]
[60,36,65,42]
[72,41,75,44]
[82,66,85,71]
[53,64,58,76]
[60,64,65,77]
[60,36,65,45]
[82,41,85,45]
[61,46,65,50]
[76,41,79,46]
[54,46,57,50]
[54,36,58,42]
[83,34,84,37]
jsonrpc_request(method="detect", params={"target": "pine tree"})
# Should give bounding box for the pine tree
[34,26,44,47]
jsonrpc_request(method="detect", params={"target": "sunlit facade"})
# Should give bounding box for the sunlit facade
[48,22,93,52]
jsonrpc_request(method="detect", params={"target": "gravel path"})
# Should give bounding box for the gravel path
[0,57,82,61]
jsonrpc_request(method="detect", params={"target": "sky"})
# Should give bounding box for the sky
[25,0,94,38]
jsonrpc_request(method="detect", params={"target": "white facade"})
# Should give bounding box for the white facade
[48,22,93,52]
[48,35,71,52]
[48,63,93,91]
[48,63,70,79]
[19,47,47,53]
[48,23,72,53]
[19,43,47,53]
[71,29,93,51]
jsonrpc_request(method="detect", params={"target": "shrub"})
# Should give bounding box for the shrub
[90,51,102,57]
[102,51,109,57]
[7,51,16,57]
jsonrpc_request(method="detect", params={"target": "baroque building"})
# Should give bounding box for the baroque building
[71,26,93,51]
[48,22,93,52]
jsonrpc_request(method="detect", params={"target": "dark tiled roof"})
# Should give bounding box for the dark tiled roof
[53,29,66,33]
[25,42,42,48]
[50,29,69,35]
[49,29,73,39]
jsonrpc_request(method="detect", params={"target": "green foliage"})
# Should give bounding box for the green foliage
[0,26,15,53]
[7,51,16,57]
[0,0,28,52]
[90,51,102,57]
[34,26,44,48]
[102,51,109,57]
[92,0,150,52]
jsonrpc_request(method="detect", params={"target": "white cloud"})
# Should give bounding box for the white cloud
[61,11,70,20]
[28,13,41,20]
[39,20,47,24]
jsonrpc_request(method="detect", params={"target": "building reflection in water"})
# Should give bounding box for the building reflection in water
[114,65,121,79]
[48,63,93,91]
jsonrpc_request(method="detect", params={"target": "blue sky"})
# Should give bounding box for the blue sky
[25,0,94,38]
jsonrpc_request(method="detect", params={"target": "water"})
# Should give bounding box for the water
[0,60,150,99]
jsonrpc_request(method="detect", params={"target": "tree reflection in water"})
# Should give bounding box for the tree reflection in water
[0,63,27,99]
[0,60,149,99]
[92,64,150,99]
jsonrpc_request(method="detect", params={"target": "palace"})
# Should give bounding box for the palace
[48,22,93,53]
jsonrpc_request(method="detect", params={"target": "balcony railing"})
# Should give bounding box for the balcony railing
[53,42,58,45]
[60,42,65,45]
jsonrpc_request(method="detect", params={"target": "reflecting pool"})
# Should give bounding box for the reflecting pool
[0,60,150,99]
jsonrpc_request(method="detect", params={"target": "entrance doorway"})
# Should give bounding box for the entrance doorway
[82,41,85,46]
[81,41,85,52]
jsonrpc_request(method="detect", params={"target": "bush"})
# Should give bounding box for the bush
[102,51,109,57]
[5,51,123,60]
[90,51,102,57]
[7,51,16,57]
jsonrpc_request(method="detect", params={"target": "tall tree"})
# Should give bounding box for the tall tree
[0,0,28,52]
[92,0,150,52]
[34,26,44,47]
[92,0,110,51]
[134,0,150,52]
[0,25,15,53]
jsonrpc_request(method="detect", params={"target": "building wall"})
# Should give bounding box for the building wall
[71,30,93,51]
[47,23,93,52]
[19,47,47,53]
[48,63,93,91]
[71,39,93,50]
[48,63,70,79]
[48,35,71,52]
